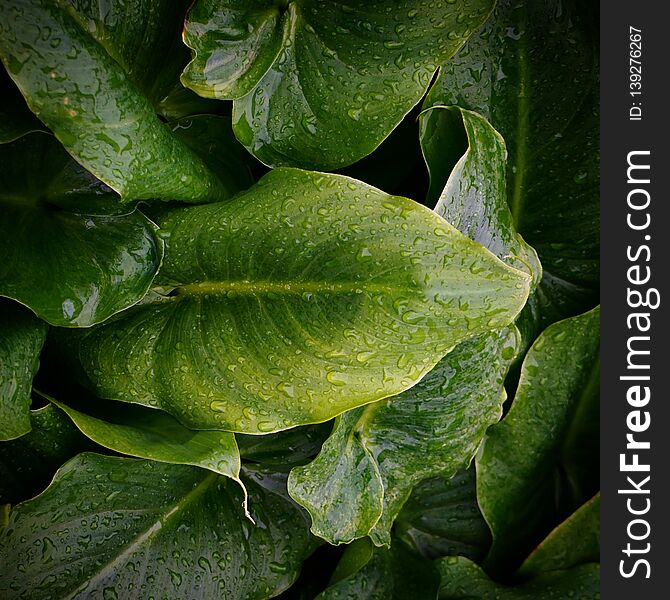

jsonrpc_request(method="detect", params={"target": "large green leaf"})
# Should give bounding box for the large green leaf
[181,0,495,169]
[0,301,47,440]
[58,168,531,434]
[288,327,518,546]
[0,405,90,505]
[424,0,599,322]
[437,556,599,599]
[0,0,248,203]
[0,454,315,599]
[46,395,242,482]
[518,493,600,577]
[395,469,491,562]
[0,133,163,327]
[317,538,440,600]
[477,306,600,575]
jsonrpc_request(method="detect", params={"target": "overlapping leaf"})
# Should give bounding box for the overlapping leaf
[0,0,249,202]
[288,327,518,546]
[423,0,599,324]
[0,301,47,440]
[395,468,491,562]
[437,556,599,599]
[182,0,495,169]
[0,133,163,327]
[0,454,314,599]
[477,306,600,574]
[58,168,530,434]
[317,538,440,600]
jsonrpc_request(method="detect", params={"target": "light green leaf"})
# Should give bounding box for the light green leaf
[0,301,47,440]
[395,468,491,562]
[182,0,495,169]
[318,538,440,600]
[45,394,242,481]
[0,0,247,203]
[437,556,599,599]
[519,493,600,577]
[58,168,531,433]
[288,327,518,546]
[0,133,163,327]
[424,0,599,323]
[0,404,90,505]
[0,454,315,599]
[430,107,541,285]
[477,306,600,575]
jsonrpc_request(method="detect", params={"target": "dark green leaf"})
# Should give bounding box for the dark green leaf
[0,301,47,440]
[437,556,599,599]
[477,306,600,575]
[0,66,45,143]
[318,538,440,600]
[182,0,495,169]
[58,168,530,433]
[0,404,90,505]
[395,469,491,562]
[0,0,246,203]
[288,327,518,546]
[424,0,599,323]
[0,133,163,327]
[238,423,332,467]
[0,454,314,599]
[45,394,242,481]
[518,493,600,577]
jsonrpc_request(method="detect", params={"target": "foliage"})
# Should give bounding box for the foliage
[0,0,599,598]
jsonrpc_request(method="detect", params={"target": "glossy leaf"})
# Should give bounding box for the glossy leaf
[59,168,531,433]
[424,0,599,322]
[288,327,518,546]
[437,556,599,599]
[0,0,245,203]
[519,493,600,577]
[182,0,495,169]
[0,405,90,505]
[317,538,440,600]
[0,133,163,327]
[395,469,491,562]
[0,454,314,599]
[431,107,541,285]
[0,301,47,440]
[46,395,242,481]
[477,306,600,574]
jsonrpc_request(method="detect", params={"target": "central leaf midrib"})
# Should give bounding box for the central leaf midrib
[170,280,413,297]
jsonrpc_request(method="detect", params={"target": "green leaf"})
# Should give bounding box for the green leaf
[424,0,599,322]
[0,0,246,203]
[0,405,90,505]
[0,133,163,327]
[430,107,541,285]
[318,538,440,600]
[0,301,47,440]
[0,454,315,599]
[58,168,531,433]
[437,556,599,599]
[288,327,518,546]
[45,394,242,481]
[477,306,600,575]
[395,469,491,562]
[181,0,495,169]
[518,493,600,577]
